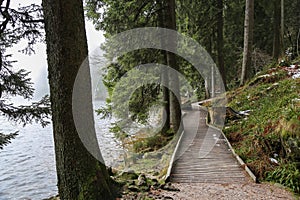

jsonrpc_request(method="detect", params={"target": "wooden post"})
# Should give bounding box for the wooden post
[211,65,215,98]
[205,77,210,99]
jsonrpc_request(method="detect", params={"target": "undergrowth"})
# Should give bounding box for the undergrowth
[132,130,174,153]
[224,61,300,194]
[266,162,300,193]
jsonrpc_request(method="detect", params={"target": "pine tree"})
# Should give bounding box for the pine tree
[0,1,51,149]
[86,0,177,133]
[42,0,114,198]
[241,0,254,85]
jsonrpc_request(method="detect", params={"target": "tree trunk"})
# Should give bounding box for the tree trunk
[281,0,284,52]
[164,0,182,133]
[273,0,281,60]
[158,1,170,135]
[241,0,254,86]
[216,0,226,88]
[42,0,114,199]
[161,65,171,135]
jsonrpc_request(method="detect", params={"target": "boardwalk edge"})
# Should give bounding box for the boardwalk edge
[165,112,187,182]
[165,104,257,183]
[207,120,258,183]
[194,102,257,183]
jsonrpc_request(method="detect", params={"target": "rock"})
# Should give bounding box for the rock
[147,193,174,200]
[128,185,139,192]
[143,152,162,159]
[152,171,159,176]
[162,182,180,192]
[127,180,135,186]
[143,152,150,159]
[119,170,139,180]
[137,174,147,186]
[151,178,159,187]
[127,169,135,173]
[159,183,166,189]
[140,185,151,192]
[43,195,60,200]
[155,152,163,159]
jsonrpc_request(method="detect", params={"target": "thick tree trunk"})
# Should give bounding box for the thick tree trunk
[241,0,254,85]
[164,0,182,133]
[273,0,281,60]
[42,0,114,199]
[216,0,226,88]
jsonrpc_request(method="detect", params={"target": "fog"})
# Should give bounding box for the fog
[7,0,105,103]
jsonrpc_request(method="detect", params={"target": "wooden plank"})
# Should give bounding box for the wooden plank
[169,110,250,184]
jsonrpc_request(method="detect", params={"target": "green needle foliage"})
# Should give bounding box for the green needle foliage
[0,1,51,149]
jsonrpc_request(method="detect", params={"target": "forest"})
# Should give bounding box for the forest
[0,0,300,199]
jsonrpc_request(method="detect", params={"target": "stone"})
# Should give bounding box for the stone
[127,180,135,186]
[137,174,147,186]
[119,170,139,180]
[162,182,180,192]
[151,178,159,187]
[143,152,150,159]
[42,195,60,200]
[140,185,151,192]
[128,185,139,192]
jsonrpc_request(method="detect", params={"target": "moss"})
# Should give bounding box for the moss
[117,171,139,181]
[78,162,118,200]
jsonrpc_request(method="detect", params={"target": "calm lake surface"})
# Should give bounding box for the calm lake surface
[0,101,123,200]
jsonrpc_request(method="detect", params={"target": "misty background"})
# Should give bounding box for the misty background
[7,0,105,104]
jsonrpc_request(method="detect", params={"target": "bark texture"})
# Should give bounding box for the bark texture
[241,0,254,85]
[158,1,171,135]
[164,0,182,133]
[216,0,226,88]
[42,0,114,199]
[273,0,281,60]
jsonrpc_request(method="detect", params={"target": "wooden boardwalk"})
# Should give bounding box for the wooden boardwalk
[170,110,248,183]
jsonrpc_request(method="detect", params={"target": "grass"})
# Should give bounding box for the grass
[266,162,300,193]
[224,60,300,194]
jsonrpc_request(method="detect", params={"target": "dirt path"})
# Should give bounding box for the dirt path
[156,182,298,200]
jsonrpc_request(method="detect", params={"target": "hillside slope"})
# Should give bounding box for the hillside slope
[224,60,300,194]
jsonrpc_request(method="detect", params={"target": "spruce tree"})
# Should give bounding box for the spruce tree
[0,1,50,149]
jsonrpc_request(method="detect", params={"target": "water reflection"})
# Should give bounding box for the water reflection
[0,101,123,200]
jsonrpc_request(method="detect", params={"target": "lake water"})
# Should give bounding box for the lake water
[0,116,57,200]
[0,101,123,200]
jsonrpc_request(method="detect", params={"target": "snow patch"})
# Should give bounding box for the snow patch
[285,65,300,79]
